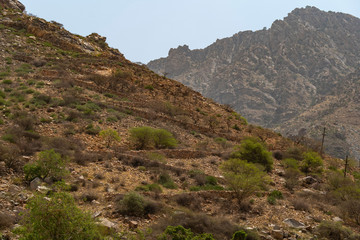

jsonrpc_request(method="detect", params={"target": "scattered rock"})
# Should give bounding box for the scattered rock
[37,185,51,194]
[301,176,318,185]
[271,229,283,240]
[128,220,138,229]
[332,216,343,222]
[283,218,305,229]
[97,217,116,235]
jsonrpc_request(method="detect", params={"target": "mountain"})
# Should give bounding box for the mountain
[1,1,360,239]
[148,6,360,160]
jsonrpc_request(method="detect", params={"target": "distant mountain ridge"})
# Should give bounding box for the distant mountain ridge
[148,6,360,160]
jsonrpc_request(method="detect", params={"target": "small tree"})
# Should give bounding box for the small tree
[24,149,68,181]
[129,126,177,150]
[231,138,273,172]
[221,159,266,203]
[129,126,154,150]
[300,151,323,174]
[99,129,121,148]
[15,192,101,240]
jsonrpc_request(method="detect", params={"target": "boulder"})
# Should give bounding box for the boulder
[283,218,305,228]
[301,176,317,185]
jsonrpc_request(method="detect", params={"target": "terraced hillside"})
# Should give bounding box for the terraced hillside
[0,1,360,239]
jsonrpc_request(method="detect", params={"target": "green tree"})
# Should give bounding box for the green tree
[300,151,323,174]
[99,129,121,148]
[221,159,266,203]
[231,138,273,172]
[129,126,154,149]
[15,192,101,240]
[24,149,68,181]
[129,126,177,150]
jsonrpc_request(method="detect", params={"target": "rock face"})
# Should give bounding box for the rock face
[148,7,360,160]
[0,0,25,12]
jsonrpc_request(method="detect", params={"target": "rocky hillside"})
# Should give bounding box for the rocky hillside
[1,1,360,240]
[148,6,360,160]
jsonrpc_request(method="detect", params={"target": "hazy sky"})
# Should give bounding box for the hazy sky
[20,1,360,63]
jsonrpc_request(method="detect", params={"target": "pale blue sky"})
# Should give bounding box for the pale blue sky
[20,0,360,63]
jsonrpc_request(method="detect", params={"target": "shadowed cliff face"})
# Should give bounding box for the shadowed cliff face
[148,6,360,160]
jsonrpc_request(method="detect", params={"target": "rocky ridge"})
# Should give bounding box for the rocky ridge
[148,6,360,160]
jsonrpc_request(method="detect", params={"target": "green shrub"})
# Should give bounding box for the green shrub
[282,158,298,169]
[85,124,101,135]
[135,183,162,193]
[2,134,15,143]
[158,172,177,189]
[269,190,283,199]
[144,85,154,90]
[99,129,121,148]
[231,230,247,240]
[205,176,217,186]
[300,151,323,174]
[153,129,177,149]
[158,225,215,240]
[117,192,145,217]
[221,159,266,203]
[129,126,177,150]
[2,79,12,85]
[23,149,68,181]
[15,192,101,240]
[231,138,273,172]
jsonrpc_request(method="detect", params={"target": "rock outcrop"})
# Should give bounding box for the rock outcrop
[148,6,360,160]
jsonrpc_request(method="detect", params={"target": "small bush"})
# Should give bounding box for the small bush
[129,126,177,150]
[158,172,177,189]
[15,192,101,240]
[84,124,101,135]
[116,192,162,217]
[99,129,121,148]
[292,198,311,212]
[300,151,323,174]
[135,183,162,193]
[282,158,298,169]
[231,138,273,172]
[116,192,145,217]
[153,129,177,149]
[158,225,215,240]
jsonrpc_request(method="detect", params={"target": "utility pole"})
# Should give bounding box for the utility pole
[344,155,349,178]
[320,127,326,157]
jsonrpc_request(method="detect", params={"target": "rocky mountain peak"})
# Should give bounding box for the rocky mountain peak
[148,7,360,160]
